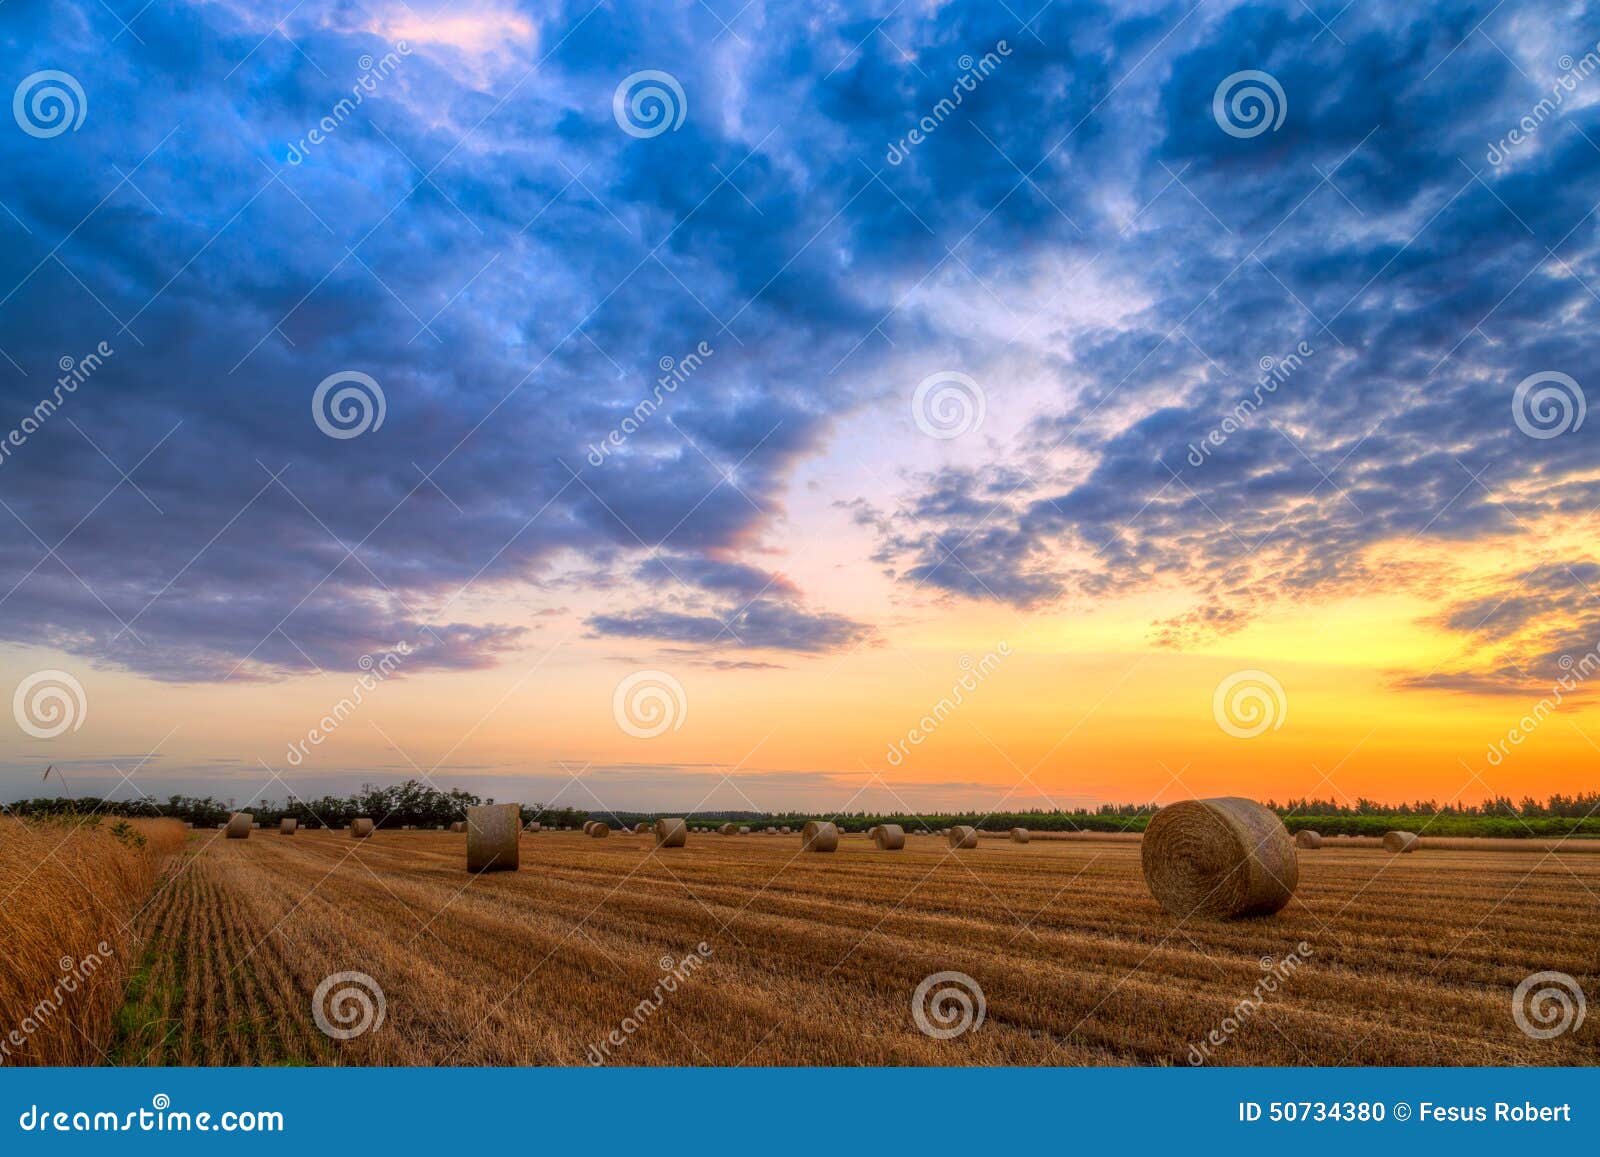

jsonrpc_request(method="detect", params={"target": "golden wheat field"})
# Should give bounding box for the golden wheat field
[4,822,1598,1066]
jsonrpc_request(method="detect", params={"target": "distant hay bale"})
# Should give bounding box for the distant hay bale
[1294,830,1322,849]
[467,802,521,873]
[634,823,651,835]
[1010,827,1029,844]
[873,823,905,850]
[225,813,252,839]
[765,826,777,834]
[279,818,297,835]
[526,821,541,834]
[1141,798,1298,920]
[449,821,466,833]
[720,823,738,835]
[655,818,688,847]
[867,825,880,840]
[589,822,611,838]
[948,825,978,849]
[739,826,750,834]
[1383,830,1419,853]
[351,818,375,839]
[801,820,839,853]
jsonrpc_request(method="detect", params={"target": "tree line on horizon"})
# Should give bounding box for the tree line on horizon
[5,780,1598,836]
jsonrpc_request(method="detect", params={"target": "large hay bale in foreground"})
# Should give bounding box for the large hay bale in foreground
[1010,827,1029,844]
[655,818,688,847]
[467,803,521,872]
[801,820,839,853]
[873,823,905,850]
[449,821,466,833]
[1141,798,1297,919]
[719,823,738,835]
[1294,830,1322,849]
[225,813,252,839]
[948,825,978,849]
[279,818,297,835]
[589,822,610,838]
[1383,830,1419,853]
[350,818,375,838]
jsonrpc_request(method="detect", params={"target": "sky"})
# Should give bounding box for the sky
[2,0,1600,816]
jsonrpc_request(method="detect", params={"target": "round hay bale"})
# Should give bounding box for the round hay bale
[801,820,839,853]
[225,813,252,839]
[719,822,738,835]
[779,825,791,834]
[526,821,541,833]
[279,818,297,835]
[948,825,978,849]
[589,822,610,838]
[1010,827,1029,844]
[449,821,466,833]
[873,823,905,850]
[467,802,521,872]
[1383,830,1418,853]
[1294,830,1322,849]
[738,825,750,835]
[655,818,688,847]
[867,825,881,840]
[1141,798,1298,919]
[350,818,375,839]
[765,826,777,834]
[634,823,651,835]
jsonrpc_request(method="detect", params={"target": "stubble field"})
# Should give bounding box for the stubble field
[100,827,1598,1067]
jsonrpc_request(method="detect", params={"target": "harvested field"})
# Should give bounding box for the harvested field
[106,829,1598,1067]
